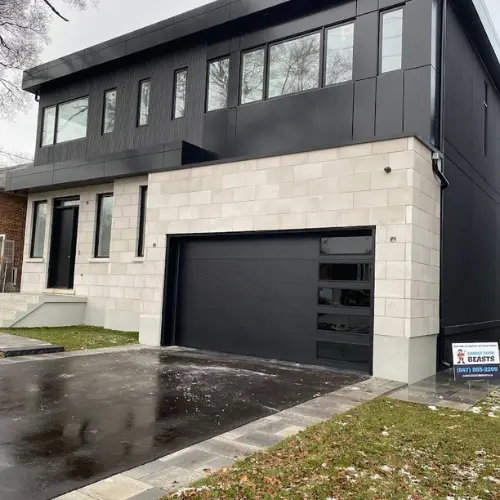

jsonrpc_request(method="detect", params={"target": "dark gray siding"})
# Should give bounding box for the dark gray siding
[441,3,500,362]
[33,0,439,167]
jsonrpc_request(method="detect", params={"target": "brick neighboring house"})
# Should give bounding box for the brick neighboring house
[0,166,28,291]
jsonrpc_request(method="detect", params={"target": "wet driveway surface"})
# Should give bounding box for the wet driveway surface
[0,348,366,499]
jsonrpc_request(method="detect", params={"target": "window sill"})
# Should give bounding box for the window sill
[26,258,44,263]
[88,258,110,263]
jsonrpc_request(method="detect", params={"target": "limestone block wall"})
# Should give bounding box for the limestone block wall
[20,137,441,383]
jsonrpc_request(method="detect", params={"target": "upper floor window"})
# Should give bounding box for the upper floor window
[95,193,113,258]
[41,106,56,146]
[325,23,354,86]
[268,32,321,99]
[241,48,265,104]
[207,58,230,111]
[30,201,47,258]
[137,79,151,126]
[102,88,117,134]
[56,97,89,143]
[381,8,403,74]
[173,69,187,119]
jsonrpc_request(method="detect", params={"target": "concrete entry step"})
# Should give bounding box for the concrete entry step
[0,333,65,358]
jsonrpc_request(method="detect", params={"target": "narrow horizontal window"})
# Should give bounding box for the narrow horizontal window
[319,263,372,282]
[56,97,89,143]
[325,23,354,86]
[381,8,404,73]
[173,69,188,119]
[95,194,113,258]
[317,313,371,334]
[41,106,56,146]
[137,186,147,257]
[268,32,321,98]
[207,58,230,111]
[137,79,151,126]
[102,88,117,134]
[241,48,265,104]
[30,201,47,258]
[318,288,371,308]
[320,236,373,256]
[317,340,371,364]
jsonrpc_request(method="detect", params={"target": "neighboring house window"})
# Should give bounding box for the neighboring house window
[381,8,404,73]
[325,23,355,86]
[207,57,230,111]
[41,106,56,146]
[102,88,117,134]
[137,79,151,126]
[137,186,147,258]
[483,82,488,157]
[173,69,188,119]
[241,48,265,104]
[95,194,113,258]
[56,96,89,143]
[30,201,47,258]
[268,32,321,98]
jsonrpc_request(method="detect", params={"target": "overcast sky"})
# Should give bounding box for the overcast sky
[1,0,500,162]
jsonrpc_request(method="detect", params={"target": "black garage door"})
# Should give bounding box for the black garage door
[164,230,374,373]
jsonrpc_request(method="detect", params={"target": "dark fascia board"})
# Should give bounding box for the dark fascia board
[5,141,207,192]
[22,0,291,94]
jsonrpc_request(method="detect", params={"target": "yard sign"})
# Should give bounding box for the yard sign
[452,342,500,381]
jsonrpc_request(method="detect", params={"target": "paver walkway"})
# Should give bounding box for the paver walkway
[56,377,405,500]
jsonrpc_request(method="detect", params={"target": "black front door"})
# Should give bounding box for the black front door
[48,198,80,289]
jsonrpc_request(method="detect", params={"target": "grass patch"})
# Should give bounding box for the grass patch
[168,395,500,499]
[3,326,138,351]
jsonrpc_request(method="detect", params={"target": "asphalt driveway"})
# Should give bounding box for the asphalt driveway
[0,347,366,499]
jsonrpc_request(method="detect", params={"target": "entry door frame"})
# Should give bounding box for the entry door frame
[47,196,80,289]
[161,227,375,374]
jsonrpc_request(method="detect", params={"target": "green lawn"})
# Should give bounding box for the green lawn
[168,392,500,499]
[3,326,139,351]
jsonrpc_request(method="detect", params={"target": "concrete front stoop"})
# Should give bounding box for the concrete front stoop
[0,293,87,328]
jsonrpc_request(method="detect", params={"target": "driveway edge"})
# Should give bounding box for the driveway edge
[55,377,405,500]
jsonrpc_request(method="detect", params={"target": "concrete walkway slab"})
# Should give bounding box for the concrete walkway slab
[0,332,64,357]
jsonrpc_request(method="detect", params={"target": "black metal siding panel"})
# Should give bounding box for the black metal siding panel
[403,65,435,143]
[375,71,404,137]
[353,78,376,141]
[352,11,379,81]
[357,0,378,16]
[440,3,500,361]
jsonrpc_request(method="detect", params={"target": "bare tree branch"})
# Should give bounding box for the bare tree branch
[41,0,69,22]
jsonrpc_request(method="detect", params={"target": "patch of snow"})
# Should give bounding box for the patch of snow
[370,474,382,480]
[487,412,498,418]
[470,407,482,414]
[381,465,394,473]
[174,486,212,496]
[428,406,437,411]
[381,431,389,437]
[485,476,500,484]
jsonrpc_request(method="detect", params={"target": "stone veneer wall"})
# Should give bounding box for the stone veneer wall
[21,137,441,383]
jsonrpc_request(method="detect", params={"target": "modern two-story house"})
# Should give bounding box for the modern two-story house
[3,0,500,383]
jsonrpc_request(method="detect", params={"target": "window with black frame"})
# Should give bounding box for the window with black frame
[95,194,113,258]
[381,8,404,73]
[137,79,151,126]
[173,69,187,118]
[137,186,147,258]
[30,201,48,258]
[102,88,117,134]
[207,58,230,111]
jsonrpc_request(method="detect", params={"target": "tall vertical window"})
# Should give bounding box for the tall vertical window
[207,58,230,111]
[325,23,355,86]
[483,83,489,157]
[241,48,265,104]
[137,186,148,258]
[381,9,404,73]
[102,88,117,134]
[56,97,89,143]
[268,32,321,98]
[137,79,151,126]
[173,69,187,119]
[95,194,113,258]
[30,201,47,258]
[41,106,56,146]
